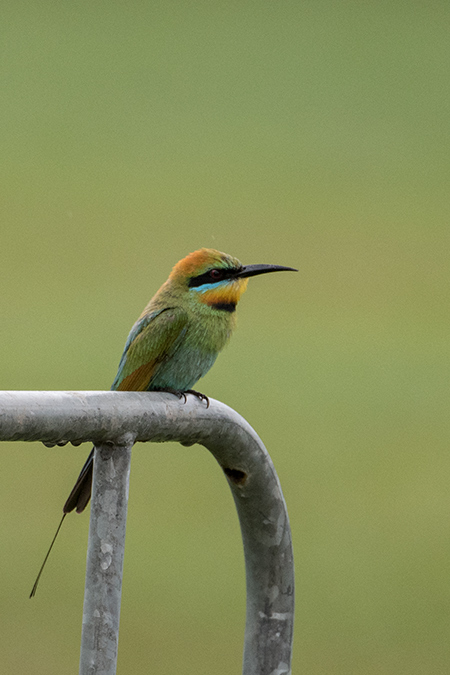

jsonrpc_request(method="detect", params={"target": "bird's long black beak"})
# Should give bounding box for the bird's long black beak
[237,263,298,279]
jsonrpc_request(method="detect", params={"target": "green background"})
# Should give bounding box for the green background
[1,2,449,673]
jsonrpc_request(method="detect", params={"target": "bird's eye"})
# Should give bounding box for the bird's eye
[209,269,223,280]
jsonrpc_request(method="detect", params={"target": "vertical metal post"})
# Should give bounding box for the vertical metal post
[79,434,134,675]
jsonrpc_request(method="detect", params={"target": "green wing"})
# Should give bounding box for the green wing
[112,307,188,392]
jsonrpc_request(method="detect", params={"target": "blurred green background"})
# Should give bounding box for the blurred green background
[1,2,449,673]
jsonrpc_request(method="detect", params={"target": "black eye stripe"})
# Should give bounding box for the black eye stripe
[188,267,240,288]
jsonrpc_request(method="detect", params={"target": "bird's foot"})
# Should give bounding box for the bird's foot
[185,389,210,408]
[154,387,188,403]
[153,388,209,408]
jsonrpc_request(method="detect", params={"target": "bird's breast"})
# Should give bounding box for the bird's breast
[149,344,219,391]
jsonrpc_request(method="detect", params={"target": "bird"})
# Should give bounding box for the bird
[30,248,297,597]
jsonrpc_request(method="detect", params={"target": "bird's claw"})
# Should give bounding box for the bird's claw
[154,388,209,407]
[185,389,210,408]
[154,388,187,403]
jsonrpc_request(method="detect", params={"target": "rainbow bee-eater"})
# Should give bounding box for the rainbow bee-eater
[30,248,297,596]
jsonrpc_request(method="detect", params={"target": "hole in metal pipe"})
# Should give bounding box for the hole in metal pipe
[223,467,248,486]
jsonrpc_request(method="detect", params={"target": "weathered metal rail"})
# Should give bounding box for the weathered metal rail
[0,390,294,675]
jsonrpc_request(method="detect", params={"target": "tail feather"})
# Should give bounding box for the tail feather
[63,448,94,514]
[30,448,95,598]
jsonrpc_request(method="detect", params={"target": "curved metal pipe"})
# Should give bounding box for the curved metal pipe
[0,390,294,675]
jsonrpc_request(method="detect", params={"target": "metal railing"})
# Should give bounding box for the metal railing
[0,390,295,675]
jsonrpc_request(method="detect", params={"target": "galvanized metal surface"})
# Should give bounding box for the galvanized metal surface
[80,439,133,675]
[0,391,294,675]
